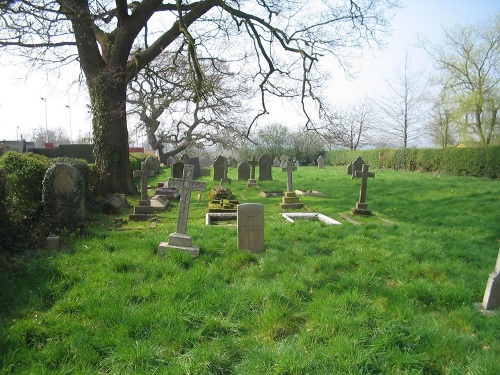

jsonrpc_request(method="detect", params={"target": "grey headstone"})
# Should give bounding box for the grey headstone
[145,155,160,175]
[347,156,365,177]
[317,155,325,169]
[237,203,265,253]
[258,154,273,181]
[237,161,251,181]
[187,157,202,180]
[172,161,185,178]
[42,163,85,228]
[273,157,281,167]
[482,248,500,310]
[213,155,227,181]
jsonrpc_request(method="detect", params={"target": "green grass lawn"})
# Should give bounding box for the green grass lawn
[1,166,499,374]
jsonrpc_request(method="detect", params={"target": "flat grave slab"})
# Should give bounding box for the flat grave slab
[206,212,237,225]
[295,189,326,197]
[260,190,285,198]
[281,212,341,225]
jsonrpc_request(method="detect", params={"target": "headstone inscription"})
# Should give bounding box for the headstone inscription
[246,156,259,187]
[133,160,155,206]
[482,247,500,310]
[42,163,85,228]
[237,203,265,253]
[347,156,365,177]
[258,154,272,181]
[280,160,303,209]
[317,155,325,169]
[237,161,250,181]
[351,164,375,215]
[158,164,206,256]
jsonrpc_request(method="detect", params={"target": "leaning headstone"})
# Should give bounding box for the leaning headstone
[42,163,85,228]
[273,157,281,167]
[258,154,273,181]
[237,161,251,181]
[103,194,129,214]
[171,161,185,179]
[347,156,365,177]
[213,155,226,181]
[482,247,500,311]
[237,203,265,253]
[158,164,206,256]
[317,155,325,169]
[280,160,303,209]
[351,164,375,215]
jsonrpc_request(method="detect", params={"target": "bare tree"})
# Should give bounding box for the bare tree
[376,51,426,148]
[426,90,459,148]
[0,0,399,194]
[28,128,71,148]
[421,14,500,146]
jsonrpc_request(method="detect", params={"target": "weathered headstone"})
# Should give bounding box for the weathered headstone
[482,247,500,311]
[280,160,303,209]
[273,157,281,167]
[104,194,129,214]
[258,154,273,181]
[317,155,325,169]
[179,154,190,163]
[145,155,160,175]
[213,155,226,181]
[133,160,155,206]
[171,161,185,179]
[199,155,212,168]
[158,164,206,256]
[237,203,265,253]
[186,157,202,179]
[42,163,85,228]
[237,161,250,181]
[166,156,175,168]
[246,156,259,187]
[347,156,365,177]
[351,164,375,215]
[280,157,288,168]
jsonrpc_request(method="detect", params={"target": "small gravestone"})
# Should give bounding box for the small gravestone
[295,160,300,167]
[280,160,303,209]
[482,248,500,311]
[246,156,259,187]
[258,154,273,181]
[104,194,129,214]
[171,161,185,179]
[237,161,250,181]
[187,157,202,179]
[347,156,365,177]
[351,164,375,215]
[158,164,206,256]
[317,155,325,169]
[199,155,212,168]
[280,157,288,168]
[43,163,85,228]
[213,155,226,181]
[273,157,281,167]
[237,203,265,253]
[145,155,160,175]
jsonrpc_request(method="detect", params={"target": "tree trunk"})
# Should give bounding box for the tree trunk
[89,72,137,195]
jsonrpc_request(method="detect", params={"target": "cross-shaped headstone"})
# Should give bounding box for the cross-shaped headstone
[167,164,206,234]
[133,161,155,202]
[282,160,297,192]
[248,156,258,180]
[352,164,375,214]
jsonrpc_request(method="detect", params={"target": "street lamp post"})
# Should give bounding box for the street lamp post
[41,97,48,143]
[65,105,73,144]
[16,126,19,141]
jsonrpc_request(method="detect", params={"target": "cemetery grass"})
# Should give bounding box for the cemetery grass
[1,166,500,374]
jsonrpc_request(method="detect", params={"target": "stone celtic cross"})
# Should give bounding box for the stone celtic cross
[133,161,155,201]
[167,164,206,234]
[282,160,297,192]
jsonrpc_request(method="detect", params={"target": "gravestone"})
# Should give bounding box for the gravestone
[166,156,175,168]
[246,156,259,187]
[237,203,265,253]
[273,157,281,167]
[171,161,185,179]
[103,194,129,214]
[347,156,365,177]
[145,155,160,175]
[187,157,202,180]
[351,164,375,215]
[280,157,288,168]
[280,160,303,209]
[133,160,155,206]
[317,155,325,169]
[199,155,212,168]
[213,155,226,181]
[42,163,85,228]
[158,164,206,256]
[258,154,273,181]
[482,247,500,310]
[179,154,190,163]
[237,161,250,181]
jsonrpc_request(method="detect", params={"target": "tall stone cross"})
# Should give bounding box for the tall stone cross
[133,161,155,204]
[351,164,375,215]
[248,156,258,180]
[282,160,297,192]
[167,164,206,234]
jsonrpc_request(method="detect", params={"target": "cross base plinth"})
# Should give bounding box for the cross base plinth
[158,232,200,256]
[138,200,151,206]
[221,178,232,184]
[351,202,372,215]
[246,179,259,188]
[280,192,303,209]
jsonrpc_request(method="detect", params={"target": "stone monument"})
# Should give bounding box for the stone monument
[246,156,259,188]
[482,247,500,310]
[351,164,375,215]
[347,156,365,177]
[279,160,303,209]
[237,203,265,253]
[237,161,250,181]
[317,155,325,169]
[258,154,273,181]
[158,164,206,256]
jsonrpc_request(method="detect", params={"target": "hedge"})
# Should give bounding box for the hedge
[327,145,500,179]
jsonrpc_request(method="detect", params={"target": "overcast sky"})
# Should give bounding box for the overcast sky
[1,0,499,144]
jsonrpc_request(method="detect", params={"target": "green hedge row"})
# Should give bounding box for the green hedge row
[326,146,500,179]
